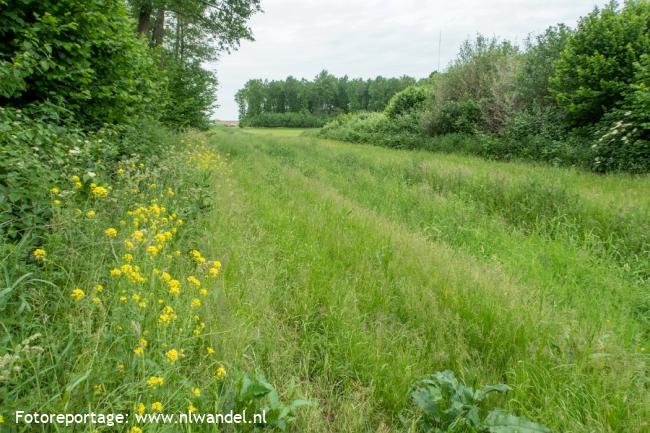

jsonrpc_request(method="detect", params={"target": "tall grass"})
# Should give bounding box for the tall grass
[202,127,648,432]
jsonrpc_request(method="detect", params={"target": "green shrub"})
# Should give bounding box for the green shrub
[384,85,429,119]
[592,56,650,173]
[515,24,573,111]
[160,59,218,130]
[422,36,519,134]
[551,0,650,127]
[426,99,482,135]
[0,0,164,127]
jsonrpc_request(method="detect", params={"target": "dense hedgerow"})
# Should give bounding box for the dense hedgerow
[0,0,164,127]
[320,2,650,173]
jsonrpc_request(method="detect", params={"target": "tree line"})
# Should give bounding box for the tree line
[235,72,421,126]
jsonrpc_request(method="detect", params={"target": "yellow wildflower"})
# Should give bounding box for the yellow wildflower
[110,268,122,277]
[151,402,163,412]
[122,253,133,263]
[116,168,125,174]
[190,249,206,264]
[71,175,80,183]
[135,403,145,415]
[132,230,145,242]
[199,288,208,296]
[192,387,201,397]
[206,346,215,355]
[133,346,144,356]
[191,298,201,308]
[139,337,148,347]
[119,295,127,302]
[165,349,179,364]
[86,210,96,218]
[124,240,134,250]
[117,363,124,371]
[104,227,117,238]
[188,404,197,413]
[50,187,60,194]
[161,271,172,282]
[215,367,226,379]
[93,284,103,292]
[32,248,46,261]
[70,288,85,301]
[147,376,164,388]
[131,427,142,433]
[91,185,109,198]
[167,187,174,197]
[187,276,201,287]
[52,199,61,206]
[147,245,159,257]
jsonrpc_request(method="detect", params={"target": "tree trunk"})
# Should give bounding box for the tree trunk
[137,5,151,35]
[153,9,165,47]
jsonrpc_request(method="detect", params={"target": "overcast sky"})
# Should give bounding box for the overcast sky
[209,0,606,120]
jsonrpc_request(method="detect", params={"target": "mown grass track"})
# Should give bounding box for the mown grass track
[197,127,649,433]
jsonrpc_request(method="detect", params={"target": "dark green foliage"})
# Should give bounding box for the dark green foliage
[240,112,331,128]
[427,99,482,134]
[551,0,650,127]
[235,71,417,126]
[516,24,573,110]
[384,85,429,119]
[160,59,218,129]
[0,0,164,127]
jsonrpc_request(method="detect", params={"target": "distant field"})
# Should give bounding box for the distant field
[240,127,315,138]
[204,127,649,432]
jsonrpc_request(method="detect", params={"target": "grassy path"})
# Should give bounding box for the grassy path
[199,127,648,432]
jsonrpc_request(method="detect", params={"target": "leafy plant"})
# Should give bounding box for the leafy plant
[404,370,550,433]
[550,0,650,127]
[231,373,313,431]
[385,85,429,119]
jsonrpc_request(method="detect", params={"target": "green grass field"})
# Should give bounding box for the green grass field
[4,126,647,432]
[196,127,649,432]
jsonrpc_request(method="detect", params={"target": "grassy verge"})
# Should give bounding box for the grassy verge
[1,130,303,432]
[201,127,648,432]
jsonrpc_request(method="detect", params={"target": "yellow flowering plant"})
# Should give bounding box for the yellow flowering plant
[2,132,307,430]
